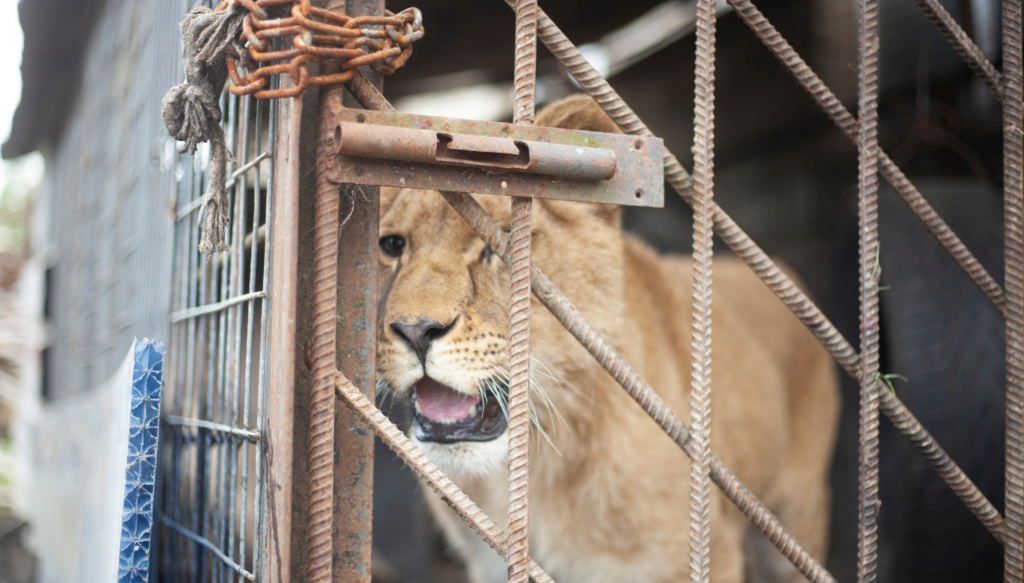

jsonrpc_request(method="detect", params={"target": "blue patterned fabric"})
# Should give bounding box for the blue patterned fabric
[118,340,165,583]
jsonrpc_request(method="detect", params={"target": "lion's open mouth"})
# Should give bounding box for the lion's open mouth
[412,377,508,443]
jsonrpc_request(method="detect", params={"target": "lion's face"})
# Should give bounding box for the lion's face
[377,187,625,476]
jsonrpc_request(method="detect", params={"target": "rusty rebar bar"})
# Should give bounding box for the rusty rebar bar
[713,0,1008,546]
[856,0,882,580]
[878,387,1006,542]
[508,1,538,582]
[332,371,556,583]
[912,0,1003,101]
[690,0,716,580]
[342,73,1001,579]
[1005,0,1024,579]
[307,77,342,583]
[726,0,1006,317]
[500,8,1005,543]
[439,191,837,583]
[520,6,1005,541]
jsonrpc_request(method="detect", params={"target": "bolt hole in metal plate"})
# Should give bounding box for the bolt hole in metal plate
[331,109,665,207]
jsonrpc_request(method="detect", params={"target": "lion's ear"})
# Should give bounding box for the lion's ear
[535,94,621,135]
[539,199,621,229]
[535,96,623,228]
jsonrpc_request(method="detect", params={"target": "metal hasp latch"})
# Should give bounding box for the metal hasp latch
[330,109,665,207]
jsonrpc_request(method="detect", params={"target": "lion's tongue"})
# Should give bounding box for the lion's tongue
[415,378,480,421]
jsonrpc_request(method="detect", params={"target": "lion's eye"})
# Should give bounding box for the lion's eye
[480,245,493,263]
[379,235,406,257]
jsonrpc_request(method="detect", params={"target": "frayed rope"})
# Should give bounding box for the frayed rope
[161,3,254,256]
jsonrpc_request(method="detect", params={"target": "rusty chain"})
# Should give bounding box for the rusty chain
[221,0,423,99]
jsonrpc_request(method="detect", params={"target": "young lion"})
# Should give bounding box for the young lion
[376,95,839,583]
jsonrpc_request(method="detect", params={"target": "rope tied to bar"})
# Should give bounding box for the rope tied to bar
[162,3,254,254]
[162,0,424,255]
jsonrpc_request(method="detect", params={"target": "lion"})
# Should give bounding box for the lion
[376,94,840,583]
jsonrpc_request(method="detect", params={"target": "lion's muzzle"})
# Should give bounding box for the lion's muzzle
[412,377,508,443]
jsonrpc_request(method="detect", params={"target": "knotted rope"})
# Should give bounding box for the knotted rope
[162,4,254,255]
[162,0,423,255]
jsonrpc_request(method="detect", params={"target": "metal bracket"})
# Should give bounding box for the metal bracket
[330,109,665,207]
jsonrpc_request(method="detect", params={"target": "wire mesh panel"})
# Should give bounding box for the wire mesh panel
[41,0,179,399]
[157,1,276,580]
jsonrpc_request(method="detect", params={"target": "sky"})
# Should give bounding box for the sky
[0,0,44,200]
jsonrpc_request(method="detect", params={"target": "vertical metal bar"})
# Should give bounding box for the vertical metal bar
[330,3,382,580]
[254,84,277,582]
[856,0,881,581]
[262,88,303,583]
[240,92,263,582]
[227,92,249,582]
[508,1,537,582]
[1006,0,1024,579]
[690,0,715,581]
[307,0,348,576]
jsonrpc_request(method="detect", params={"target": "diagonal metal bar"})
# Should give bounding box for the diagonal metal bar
[856,0,882,580]
[494,3,1010,544]
[1004,0,1024,579]
[690,0,716,580]
[163,415,261,443]
[160,514,257,582]
[169,291,266,323]
[343,72,1002,577]
[521,0,1005,318]
[508,1,537,581]
[439,191,836,583]
[332,371,555,583]
[912,0,1003,101]
[517,0,857,373]
[726,0,1006,317]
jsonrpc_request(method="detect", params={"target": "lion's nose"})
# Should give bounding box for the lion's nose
[390,318,455,366]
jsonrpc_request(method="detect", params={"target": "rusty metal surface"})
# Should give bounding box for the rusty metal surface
[507,190,532,583]
[263,87,304,583]
[522,1,693,193]
[856,0,881,580]
[335,123,618,180]
[330,109,663,206]
[727,0,1006,318]
[328,69,380,583]
[508,1,538,580]
[1006,0,1024,580]
[689,0,715,581]
[912,0,1003,101]
[307,62,344,583]
[332,371,555,583]
[323,6,382,582]
[225,0,423,100]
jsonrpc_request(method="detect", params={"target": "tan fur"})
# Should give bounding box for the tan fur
[376,94,840,583]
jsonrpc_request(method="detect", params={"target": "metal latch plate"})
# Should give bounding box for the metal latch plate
[331,109,665,207]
